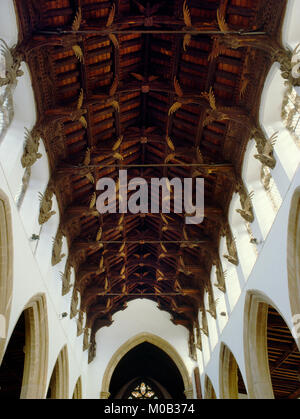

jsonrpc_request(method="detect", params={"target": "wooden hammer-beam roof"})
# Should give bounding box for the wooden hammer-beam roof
[15,0,287,352]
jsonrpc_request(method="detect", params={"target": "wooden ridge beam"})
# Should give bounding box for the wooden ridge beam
[37,29,266,36]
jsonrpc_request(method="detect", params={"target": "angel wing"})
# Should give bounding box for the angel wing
[104,277,109,290]
[72,45,84,62]
[133,0,146,14]
[99,256,104,270]
[112,135,123,151]
[183,34,191,52]
[203,113,215,127]
[164,153,176,163]
[72,7,82,31]
[111,100,120,112]
[89,192,96,209]
[228,237,237,254]
[79,116,87,129]
[109,33,119,49]
[166,136,175,151]
[195,147,204,163]
[150,2,164,15]
[148,75,159,82]
[154,286,161,294]
[85,172,94,184]
[261,140,274,157]
[160,242,167,253]
[106,298,112,310]
[83,148,91,166]
[161,213,169,224]
[106,4,115,27]
[113,152,124,160]
[183,226,189,241]
[168,102,182,115]
[0,39,14,70]
[208,87,216,109]
[174,76,183,97]
[119,242,125,253]
[118,214,124,225]
[217,7,229,33]
[109,76,118,96]
[131,72,144,81]
[202,86,216,110]
[244,191,254,210]
[240,74,249,98]
[96,227,102,241]
[267,131,278,148]
[208,38,227,61]
[120,264,126,275]
[145,126,157,133]
[77,89,84,109]
[183,0,192,27]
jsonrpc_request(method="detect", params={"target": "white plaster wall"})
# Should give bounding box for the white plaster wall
[86,299,197,398]
[282,0,300,50]
[0,2,89,398]
[259,63,300,184]
[0,164,89,398]
[199,166,300,398]
[0,1,19,46]
[199,0,300,392]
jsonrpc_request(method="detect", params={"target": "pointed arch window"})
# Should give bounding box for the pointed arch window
[128,380,158,399]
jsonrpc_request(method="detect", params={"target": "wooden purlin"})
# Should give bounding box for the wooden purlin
[154,13,190,323]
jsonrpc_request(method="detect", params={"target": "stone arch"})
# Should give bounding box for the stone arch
[204,375,216,399]
[287,187,300,348]
[21,293,49,398]
[219,343,247,399]
[72,376,82,399]
[219,343,238,399]
[100,332,193,399]
[243,290,299,399]
[244,291,300,399]
[47,345,69,399]
[0,190,13,364]
[243,291,275,399]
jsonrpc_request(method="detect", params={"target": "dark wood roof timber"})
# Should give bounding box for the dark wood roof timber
[14,1,287,344]
[267,306,300,399]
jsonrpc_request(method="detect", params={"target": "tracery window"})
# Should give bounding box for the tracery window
[128,381,158,399]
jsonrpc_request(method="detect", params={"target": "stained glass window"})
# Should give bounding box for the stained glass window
[128,381,158,399]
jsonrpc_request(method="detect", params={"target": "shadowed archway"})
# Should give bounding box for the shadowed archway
[109,341,185,399]
[100,333,193,399]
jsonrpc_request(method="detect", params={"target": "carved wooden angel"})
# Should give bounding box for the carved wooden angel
[0,39,23,88]
[21,127,42,168]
